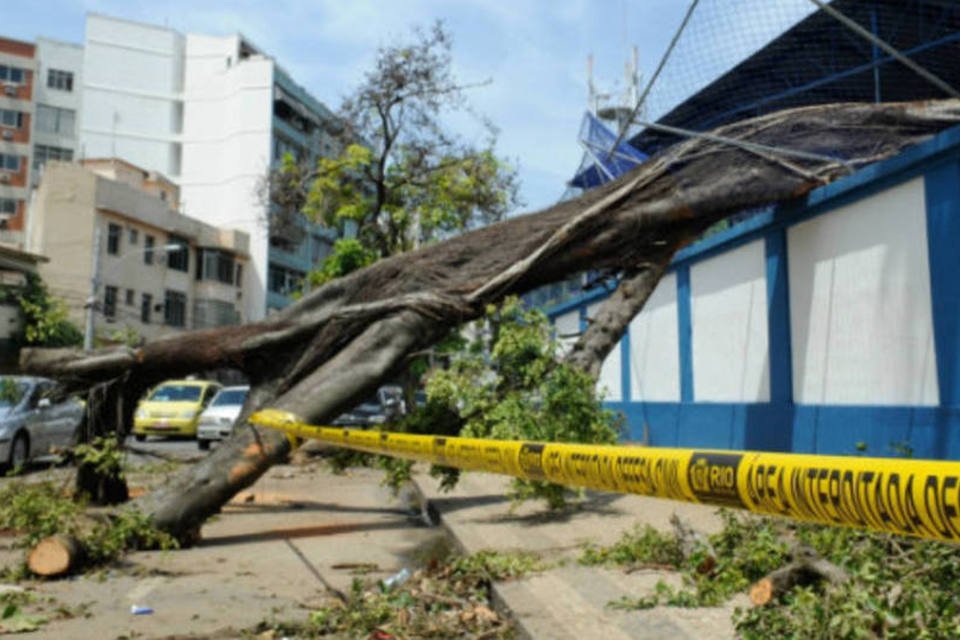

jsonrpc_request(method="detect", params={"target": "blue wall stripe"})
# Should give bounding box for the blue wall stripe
[925,160,960,410]
[610,401,960,460]
[764,230,793,404]
[676,266,693,403]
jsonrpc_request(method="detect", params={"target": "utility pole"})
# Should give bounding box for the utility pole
[83,226,102,351]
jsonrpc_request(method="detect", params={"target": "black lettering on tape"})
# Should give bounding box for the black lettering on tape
[688,453,744,507]
[518,443,546,480]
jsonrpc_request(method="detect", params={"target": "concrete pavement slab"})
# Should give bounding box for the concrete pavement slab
[414,469,743,640]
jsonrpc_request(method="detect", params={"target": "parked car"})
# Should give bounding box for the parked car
[132,379,222,440]
[196,385,249,450]
[332,385,405,427]
[0,376,84,469]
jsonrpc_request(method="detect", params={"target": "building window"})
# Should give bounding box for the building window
[107,223,121,255]
[311,235,332,265]
[103,286,118,320]
[128,228,138,245]
[35,104,75,136]
[0,153,20,172]
[0,199,16,216]
[0,109,22,129]
[0,65,25,84]
[197,249,236,284]
[268,264,305,296]
[193,298,241,329]
[166,235,190,272]
[141,293,152,324]
[273,136,302,163]
[144,235,155,264]
[125,289,135,306]
[235,263,243,287]
[32,144,73,172]
[164,290,187,327]
[46,69,73,92]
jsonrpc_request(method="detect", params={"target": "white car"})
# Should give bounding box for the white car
[196,386,249,450]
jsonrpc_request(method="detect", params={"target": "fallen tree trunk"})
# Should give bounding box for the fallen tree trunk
[21,100,960,541]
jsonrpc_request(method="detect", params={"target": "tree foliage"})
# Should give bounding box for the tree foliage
[269,21,520,280]
[422,298,621,508]
[14,273,82,348]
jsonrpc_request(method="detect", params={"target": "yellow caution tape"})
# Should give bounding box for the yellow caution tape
[251,408,960,543]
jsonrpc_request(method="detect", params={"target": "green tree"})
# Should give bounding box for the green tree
[268,21,520,285]
[14,273,82,348]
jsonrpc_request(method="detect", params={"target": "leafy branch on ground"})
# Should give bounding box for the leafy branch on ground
[256,549,543,638]
[0,481,177,579]
[580,510,960,639]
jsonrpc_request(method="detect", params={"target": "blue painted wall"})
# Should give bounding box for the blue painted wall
[548,125,960,460]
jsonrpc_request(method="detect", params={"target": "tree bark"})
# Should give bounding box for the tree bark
[566,261,672,380]
[21,100,960,541]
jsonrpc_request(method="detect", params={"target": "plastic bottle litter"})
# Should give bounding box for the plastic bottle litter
[381,567,411,590]
[130,605,154,615]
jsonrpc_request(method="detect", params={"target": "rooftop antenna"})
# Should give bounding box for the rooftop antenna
[596,46,642,135]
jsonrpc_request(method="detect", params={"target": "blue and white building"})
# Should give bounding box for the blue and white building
[553,0,960,459]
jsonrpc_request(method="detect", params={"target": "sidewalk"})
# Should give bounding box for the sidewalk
[414,470,746,640]
[11,459,746,639]
[26,464,440,639]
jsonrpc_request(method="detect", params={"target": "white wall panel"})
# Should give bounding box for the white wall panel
[553,311,580,358]
[587,303,622,401]
[691,240,770,402]
[789,178,938,406]
[629,273,680,402]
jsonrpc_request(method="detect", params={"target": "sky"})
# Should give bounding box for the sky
[3,1,815,214]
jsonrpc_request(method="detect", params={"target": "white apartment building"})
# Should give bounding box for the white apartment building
[32,37,82,179]
[29,159,249,344]
[77,14,337,321]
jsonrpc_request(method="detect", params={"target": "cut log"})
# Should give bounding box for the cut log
[20,100,960,542]
[27,534,84,578]
[749,545,848,606]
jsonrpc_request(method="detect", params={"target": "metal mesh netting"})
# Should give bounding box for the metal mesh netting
[543,0,960,310]
[629,0,960,156]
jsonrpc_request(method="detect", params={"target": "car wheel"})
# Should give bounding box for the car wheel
[134,434,146,442]
[8,432,29,470]
[198,439,211,451]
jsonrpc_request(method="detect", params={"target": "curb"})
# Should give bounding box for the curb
[405,476,535,640]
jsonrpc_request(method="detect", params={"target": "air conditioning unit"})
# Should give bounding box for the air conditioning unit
[0,174,9,184]
[1,130,12,141]
[3,86,16,97]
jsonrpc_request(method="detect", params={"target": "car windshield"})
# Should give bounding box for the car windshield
[211,389,247,407]
[148,385,202,402]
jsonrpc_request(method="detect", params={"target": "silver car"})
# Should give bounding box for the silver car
[0,376,85,470]
[196,385,249,450]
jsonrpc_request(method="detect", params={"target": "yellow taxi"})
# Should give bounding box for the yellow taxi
[132,379,222,440]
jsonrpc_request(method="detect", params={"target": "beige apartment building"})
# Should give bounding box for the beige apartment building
[29,159,249,344]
